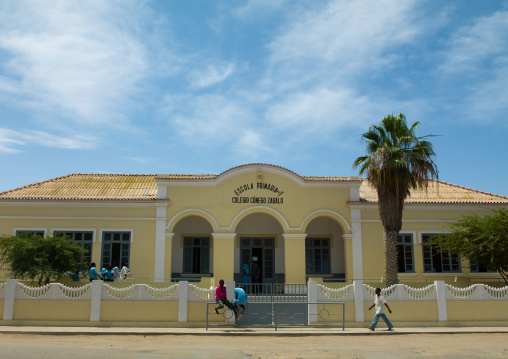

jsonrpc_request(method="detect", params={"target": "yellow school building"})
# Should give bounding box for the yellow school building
[1,163,507,286]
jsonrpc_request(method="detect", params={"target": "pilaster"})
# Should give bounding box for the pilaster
[282,234,307,284]
[153,206,167,282]
[212,233,236,282]
[342,234,354,280]
[350,209,364,279]
[165,233,175,279]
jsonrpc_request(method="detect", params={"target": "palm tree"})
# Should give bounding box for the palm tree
[353,114,438,286]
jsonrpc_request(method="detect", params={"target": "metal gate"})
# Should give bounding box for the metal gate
[206,301,345,330]
[237,283,305,327]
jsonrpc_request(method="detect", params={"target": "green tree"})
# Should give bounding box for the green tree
[435,208,508,285]
[353,114,438,286]
[0,234,85,285]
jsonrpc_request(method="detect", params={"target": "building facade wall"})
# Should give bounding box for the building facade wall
[0,165,506,286]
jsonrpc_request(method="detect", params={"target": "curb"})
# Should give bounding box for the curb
[0,328,507,336]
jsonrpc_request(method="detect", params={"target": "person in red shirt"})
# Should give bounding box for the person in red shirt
[215,279,238,317]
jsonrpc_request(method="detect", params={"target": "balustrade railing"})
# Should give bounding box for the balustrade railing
[188,284,215,301]
[363,283,437,301]
[101,283,179,301]
[445,283,508,301]
[1,279,506,324]
[317,283,354,301]
[16,282,92,300]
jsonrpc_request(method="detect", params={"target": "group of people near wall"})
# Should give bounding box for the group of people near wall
[215,279,248,319]
[85,262,130,282]
[213,257,259,321]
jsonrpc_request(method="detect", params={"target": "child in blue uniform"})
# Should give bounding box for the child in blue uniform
[232,286,248,319]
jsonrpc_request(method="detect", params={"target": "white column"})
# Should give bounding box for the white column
[351,209,364,279]
[178,281,188,322]
[153,206,167,282]
[90,280,103,322]
[3,279,17,321]
[307,281,318,323]
[354,280,364,322]
[435,280,448,322]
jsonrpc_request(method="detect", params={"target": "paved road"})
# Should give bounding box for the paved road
[0,332,507,358]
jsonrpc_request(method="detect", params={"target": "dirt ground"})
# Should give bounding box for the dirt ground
[0,333,507,358]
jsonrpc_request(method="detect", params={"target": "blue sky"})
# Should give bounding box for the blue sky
[0,0,507,196]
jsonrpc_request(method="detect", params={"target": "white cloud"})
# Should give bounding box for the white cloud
[232,129,269,159]
[0,129,24,153]
[0,1,151,127]
[266,87,376,132]
[0,128,97,153]
[188,62,235,89]
[268,0,425,79]
[162,94,253,140]
[464,65,508,121]
[232,0,292,19]
[125,156,156,164]
[438,10,508,123]
[440,10,508,73]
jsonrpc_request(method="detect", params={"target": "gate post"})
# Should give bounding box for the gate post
[435,280,448,322]
[354,280,364,322]
[90,280,103,322]
[226,280,235,323]
[178,281,189,322]
[307,281,318,323]
[3,279,17,321]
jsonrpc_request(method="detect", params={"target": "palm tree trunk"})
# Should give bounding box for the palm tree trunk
[385,230,399,287]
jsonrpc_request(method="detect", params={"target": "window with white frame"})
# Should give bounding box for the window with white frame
[54,231,93,267]
[422,233,461,273]
[305,237,331,275]
[183,236,210,274]
[101,231,131,269]
[397,233,414,273]
[15,229,46,237]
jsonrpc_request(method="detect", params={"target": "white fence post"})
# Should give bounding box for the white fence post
[178,281,188,322]
[307,281,317,323]
[90,280,103,322]
[3,279,17,321]
[354,280,364,322]
[435,280,448,322]
[226,281,235,324]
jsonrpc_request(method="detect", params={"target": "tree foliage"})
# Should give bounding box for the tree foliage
[0,234,85,285]
[436,208,508,285]
[353,114,438,286]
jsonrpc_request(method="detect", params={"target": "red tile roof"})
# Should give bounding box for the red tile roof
[0,167,506,204]
[0,174,160,201]
[356,180,508,204]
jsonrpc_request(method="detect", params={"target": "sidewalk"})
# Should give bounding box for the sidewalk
[0,325,507,336]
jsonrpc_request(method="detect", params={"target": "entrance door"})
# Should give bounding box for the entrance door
[240,237,275,284]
